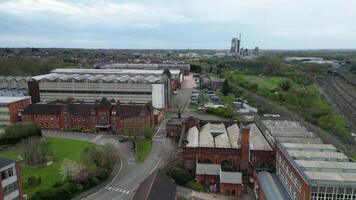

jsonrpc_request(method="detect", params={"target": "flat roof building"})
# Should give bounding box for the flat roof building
[0,96,31,125]
[0,158,23,200]
[258,119,322,147]
[276,142,356,200]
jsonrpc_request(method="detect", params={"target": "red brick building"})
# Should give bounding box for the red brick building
[179,118,274,173]
[177,117,274,199]
[0,97,31,126]
[22,98,153,136]
[0,158,23,200]
[195,163,242,198]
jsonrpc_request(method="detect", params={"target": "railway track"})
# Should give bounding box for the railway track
[322,74,356,131]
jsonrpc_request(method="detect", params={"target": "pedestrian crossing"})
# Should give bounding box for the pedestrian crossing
[105,186,131,194]
[152,136,166,142]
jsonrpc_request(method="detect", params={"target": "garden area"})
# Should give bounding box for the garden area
[0,137,96,196]
[0,123,119,200]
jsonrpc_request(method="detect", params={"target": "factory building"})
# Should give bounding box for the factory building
[253,118,356,200]
[257,118,323,148]
[0,76,30,92]
[100,63,190,74]
[177,117,274,198]
[0,96,31,126]
[276,143,356,200]
[28,68,178,109]
[230,35,241,57]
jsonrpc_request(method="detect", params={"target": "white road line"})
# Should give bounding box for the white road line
[122,190,127,193]
[91,134,103,142]
[119,189,123,192]
[115,188,119,192]
[108,187,112,190]
[126,191,130,194]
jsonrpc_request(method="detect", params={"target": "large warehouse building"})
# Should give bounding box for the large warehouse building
[28,68,179,109]
[100,63,190,74]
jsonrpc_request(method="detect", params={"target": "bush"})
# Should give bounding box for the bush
[171,167,192,185]
[27,176,42,188]
[0,123,41,145]
[185,181,204,191]
[207,107,233,118]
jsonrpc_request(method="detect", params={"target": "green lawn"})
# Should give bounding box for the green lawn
[0,137,96,197]
[134,138,152,162]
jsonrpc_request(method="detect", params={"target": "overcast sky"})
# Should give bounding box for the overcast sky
[0,0,355,49]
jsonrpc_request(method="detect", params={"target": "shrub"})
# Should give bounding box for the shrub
[185,181,204,191]
[0,123,41,145]
[27,176,42,188]
[171,167,192,185]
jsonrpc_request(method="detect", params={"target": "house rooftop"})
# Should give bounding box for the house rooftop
[248,123,272,151]
[50,68,181,75]
[185,123,240,149]
[0,96,30,105]
[0,158,15,168]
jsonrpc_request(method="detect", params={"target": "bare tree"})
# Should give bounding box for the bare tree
[19,136,47,165]
[170,89,190,118]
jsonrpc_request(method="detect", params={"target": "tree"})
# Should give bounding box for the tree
[81,144,119,176]
[142,125,153,139]
[60,159,90,183]
[170,90,190,118]
[170,167,192,185]
[222,80,231,95]
[279,80,292,92]
[1,123,42,145]
[19,136,48,165]
[190,64,202,73]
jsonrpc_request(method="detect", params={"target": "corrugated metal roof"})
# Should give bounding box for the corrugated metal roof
[186,127,199,147]
[257,171,291,200]
[199,123,215,148]
[196,163,221,175]
[220,171,242,184]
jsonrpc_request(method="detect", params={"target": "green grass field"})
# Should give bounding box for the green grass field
[134,138,152,162]
[0,137,96,197]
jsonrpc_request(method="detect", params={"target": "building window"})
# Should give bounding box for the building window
[3,182,18,196]
[1,167,14,180]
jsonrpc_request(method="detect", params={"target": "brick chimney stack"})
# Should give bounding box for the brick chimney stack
[240,126,250,181]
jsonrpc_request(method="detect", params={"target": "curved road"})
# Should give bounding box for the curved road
[44,79,194,200]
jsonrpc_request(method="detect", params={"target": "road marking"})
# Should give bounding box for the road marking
[91,135,103,142]
[119,189,123,192]
[115,188,119,192]
[126,191,130,194]
[108,187,112,190]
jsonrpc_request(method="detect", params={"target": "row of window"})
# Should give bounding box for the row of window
[276,165,299,200]
[34,115,59,121]
[311,193,356,200]
[1,167,14,180]
[40,90,151,95]
[3,182,18,196]
[276,153,301,191]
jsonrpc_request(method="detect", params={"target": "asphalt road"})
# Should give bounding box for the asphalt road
[85,115,172,200]
[43,87,193,200]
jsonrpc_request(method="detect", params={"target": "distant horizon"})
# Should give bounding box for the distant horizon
[1,46,356,52]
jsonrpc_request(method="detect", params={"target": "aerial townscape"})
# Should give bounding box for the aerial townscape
[0,1,356,200]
